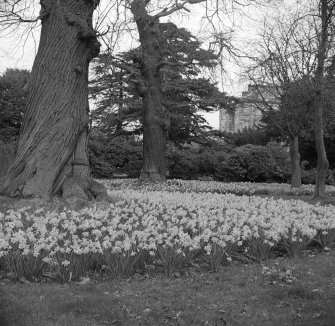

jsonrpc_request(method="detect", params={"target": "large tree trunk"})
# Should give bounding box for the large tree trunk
[0,0,107,201]
[131,0,168,182]
[314,0,329,198]
[289,135,301,188]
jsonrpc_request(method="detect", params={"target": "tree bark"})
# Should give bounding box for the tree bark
[314,94,329,197]
[0,0,107,200]
[131,0,168,182]
[289,135,301,188]
[313,0,329,198]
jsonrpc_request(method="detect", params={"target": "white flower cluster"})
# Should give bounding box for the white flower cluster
[1,184,334,267]
[100,178,335,196]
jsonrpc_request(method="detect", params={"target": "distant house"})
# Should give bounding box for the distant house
[219,84,279,132]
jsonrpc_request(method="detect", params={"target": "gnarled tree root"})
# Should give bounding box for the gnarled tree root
[61,177,112,209]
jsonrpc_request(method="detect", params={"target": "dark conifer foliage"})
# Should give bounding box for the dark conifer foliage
[90,23,232,146]
[0,69,30,142]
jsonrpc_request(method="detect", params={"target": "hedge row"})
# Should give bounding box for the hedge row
[90,137,332,184]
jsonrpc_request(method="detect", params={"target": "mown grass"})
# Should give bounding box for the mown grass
[1,249,334,326]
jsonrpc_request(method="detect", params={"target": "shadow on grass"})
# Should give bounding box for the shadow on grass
[0,251,335,326]
[0,285,32,326]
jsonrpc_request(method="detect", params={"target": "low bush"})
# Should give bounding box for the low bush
[216,144,288,183]
[89,134,290,183]
[197,148,226,178]
[301,168,335,185]
[222,127,271,147]
[166,145,227,180]
[89,153,115,179]
[266,141,290,181]
[167,146,200,179]
[89,134,143,178]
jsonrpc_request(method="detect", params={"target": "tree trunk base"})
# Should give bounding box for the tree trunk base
[140,170,166,183]
[291,182,302,189]
[140,175,166,183]
[61,176,111,209]
[0,184,121,215]
[0,174,113,211]
[312,193,328,200]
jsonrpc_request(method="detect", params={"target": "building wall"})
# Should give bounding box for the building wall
[220,85,279,133]
[219,109,235,132]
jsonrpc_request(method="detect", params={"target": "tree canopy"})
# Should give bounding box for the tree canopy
[90,22,232,146]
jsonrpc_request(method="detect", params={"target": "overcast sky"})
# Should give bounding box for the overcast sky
[0,1,273,130]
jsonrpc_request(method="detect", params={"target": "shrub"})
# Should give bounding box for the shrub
[89,134,143,179]
[223,127,270,147]
[266,142,290,182]
[109,138,143,178]
[167,146,200,179]
[215,143,290,183]
[197,148,226,178]
[89,135,115,178]
[167,143,228,180]
[89,153,115,179]
[301,168,334,185]
[217,144,278,182]
[89,131,230,180]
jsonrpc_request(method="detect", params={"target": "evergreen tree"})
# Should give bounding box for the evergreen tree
[0,69,29,142]
[90,23,231,146]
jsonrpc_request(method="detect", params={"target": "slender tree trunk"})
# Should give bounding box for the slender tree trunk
[289,135,301,188]
[314,95,329,197]
[131,0,168,182]
[116,83,124,134]
[0,0,107,200]
[314,0,329,198]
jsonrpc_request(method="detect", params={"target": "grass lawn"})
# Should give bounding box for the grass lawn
[1,249,335,326]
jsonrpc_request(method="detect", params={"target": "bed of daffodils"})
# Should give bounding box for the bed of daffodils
[1,179,335,282]
[101,178,335,196]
